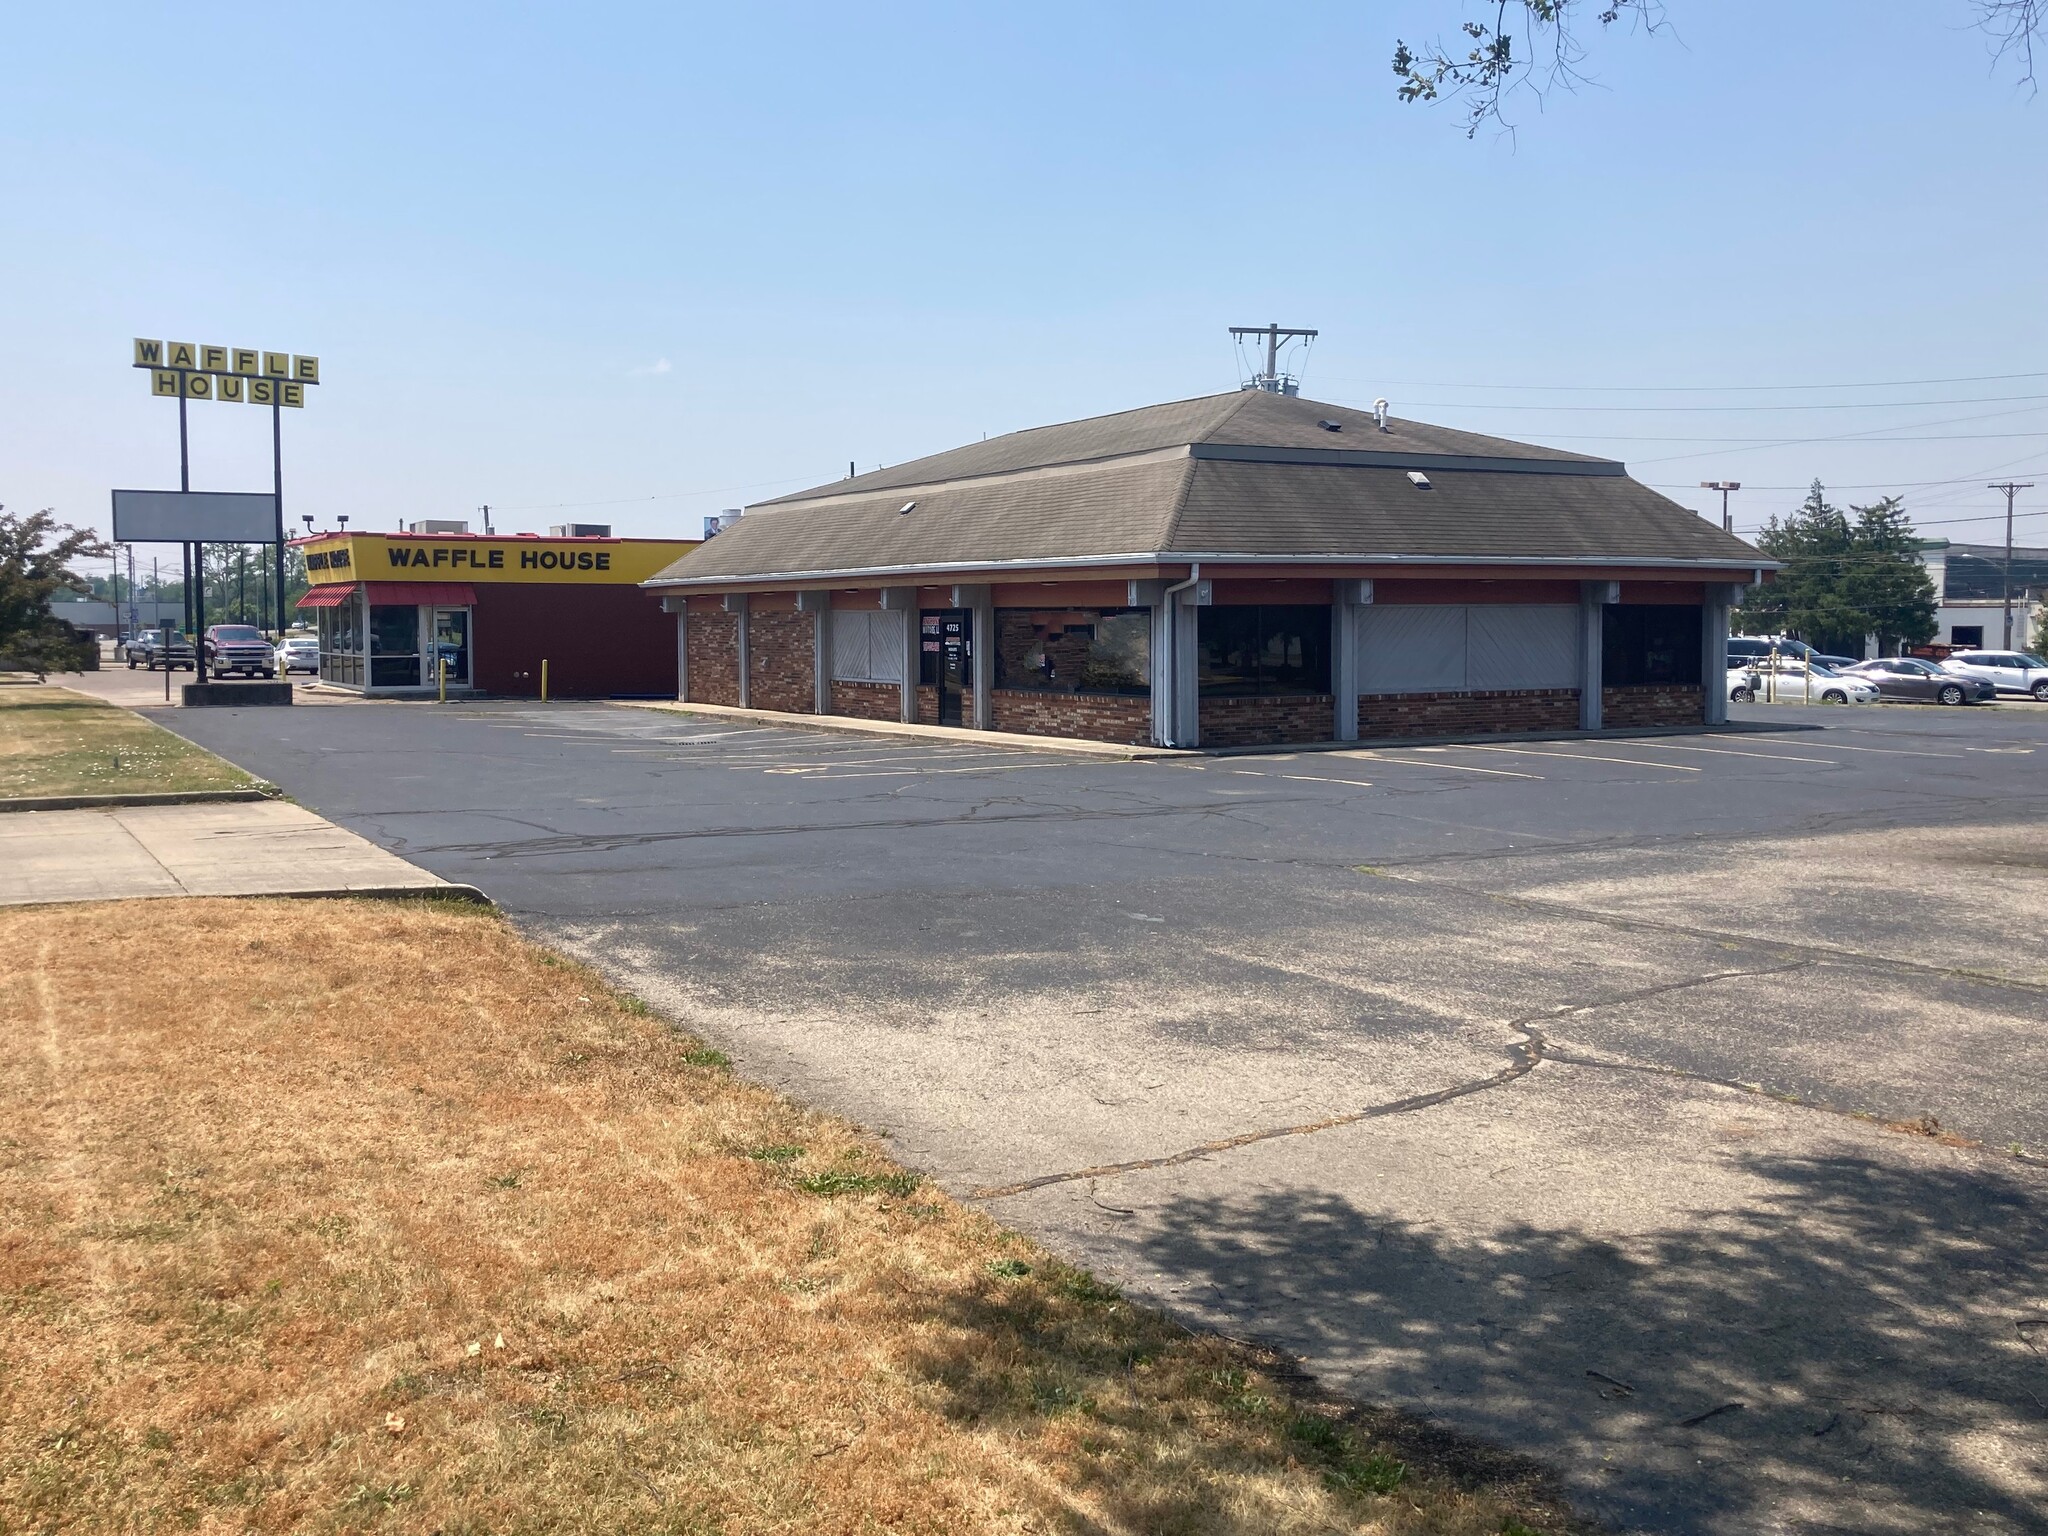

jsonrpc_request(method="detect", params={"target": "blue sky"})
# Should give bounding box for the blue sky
[4,1,2045,571]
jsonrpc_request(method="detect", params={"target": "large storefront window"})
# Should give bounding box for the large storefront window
[369,604,423,689]
[1198,605,1331,695]
[317,598,363,686]
[994,608,1149,694]
[1604,604,1703,687]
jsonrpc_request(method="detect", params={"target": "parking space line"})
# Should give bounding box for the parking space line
[1628,740,1838,766]
[1349,749,1543,780]
[1441,743,1701,772]
[1738,735,1955,759]
[1226,769,1374,787]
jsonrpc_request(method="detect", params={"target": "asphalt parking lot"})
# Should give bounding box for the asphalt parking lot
[155,697,2048,1535]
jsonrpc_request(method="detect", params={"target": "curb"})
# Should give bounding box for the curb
[4,883,494,911]
[0,787,278,814]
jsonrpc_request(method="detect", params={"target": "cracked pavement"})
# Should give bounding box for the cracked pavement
[155,698,2048,1534]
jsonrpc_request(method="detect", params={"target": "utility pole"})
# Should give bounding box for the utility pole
[1700,480,1741,533]
[1989,482,2035,649]
[1229,322,1319,395]
[479,504,493,535]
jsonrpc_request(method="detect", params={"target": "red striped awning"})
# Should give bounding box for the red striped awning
[363,583,477,606]
[296,583,357,608]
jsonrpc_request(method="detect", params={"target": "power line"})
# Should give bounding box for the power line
[1319,369,2048,394]
[1383,392,2048,414]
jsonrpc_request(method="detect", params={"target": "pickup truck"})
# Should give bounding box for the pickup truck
[203,624,278,679]
[123,628,196,671]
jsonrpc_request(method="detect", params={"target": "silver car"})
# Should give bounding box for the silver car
[275,635,319,675]
[1941,650,2048,700]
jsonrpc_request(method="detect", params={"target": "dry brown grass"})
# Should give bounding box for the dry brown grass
[0,898,1578,1535]
[0,687,255,799]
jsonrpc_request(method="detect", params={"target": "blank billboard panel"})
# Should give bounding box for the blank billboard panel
[111,490,279,544]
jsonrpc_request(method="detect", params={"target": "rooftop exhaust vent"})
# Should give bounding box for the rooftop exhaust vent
[1373,398,1391,433]
[1317,419,1342,432]
[1407,472,1433,490]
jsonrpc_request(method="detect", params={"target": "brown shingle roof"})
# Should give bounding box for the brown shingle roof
[646,390,1764,587]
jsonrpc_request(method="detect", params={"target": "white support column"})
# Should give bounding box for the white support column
[1174,587,1204,747]
[665,594,688,700]
[880,586,917,723]
[1128,580,1169,746]
[1579,580,1615,731]
[724,592,749,709]
[798,590,830,714]
[1331,579,1370,742]
[1703,583,1739,727]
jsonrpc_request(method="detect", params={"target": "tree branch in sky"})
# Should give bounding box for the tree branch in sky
[1394,2,2040,137]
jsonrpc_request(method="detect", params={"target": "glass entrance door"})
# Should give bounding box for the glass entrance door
[433,608,470,687]
[921,609,971,725]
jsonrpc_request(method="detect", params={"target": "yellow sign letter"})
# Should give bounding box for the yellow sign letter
[133,338,163,367]
[167,342,197,369]
[151,369,181,396]
[263,351,290,377]
[232,348,259,375]
[293,355,320,383]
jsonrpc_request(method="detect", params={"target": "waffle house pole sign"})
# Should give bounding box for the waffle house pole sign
[132,339,319,406]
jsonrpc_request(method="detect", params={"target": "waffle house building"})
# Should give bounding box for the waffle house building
[642,391,1771,749]
[296,526,697,698]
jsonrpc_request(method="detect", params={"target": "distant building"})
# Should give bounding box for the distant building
[1918,541,2044,651]
[48,599,184,638]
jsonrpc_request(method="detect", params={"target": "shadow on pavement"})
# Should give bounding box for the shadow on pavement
[1128,1154,2048,1534]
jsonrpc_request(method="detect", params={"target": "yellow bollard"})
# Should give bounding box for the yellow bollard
[540,658,549,703]
[438,655,447,704]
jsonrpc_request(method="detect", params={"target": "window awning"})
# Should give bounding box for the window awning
[296,584,357,609]
[363,582,477,606]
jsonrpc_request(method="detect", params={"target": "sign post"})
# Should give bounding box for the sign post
[126,338,320,703]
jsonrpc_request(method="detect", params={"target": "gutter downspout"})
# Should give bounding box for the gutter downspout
[1161,562,1200,747]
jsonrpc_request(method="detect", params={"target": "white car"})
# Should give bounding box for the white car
[1727,665,1763,703]
[275,635,319,675]
[1750,659,1880,704]
[1940,650,2048,700]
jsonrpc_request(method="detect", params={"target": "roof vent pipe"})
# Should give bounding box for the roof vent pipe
[1373,398,1390,433]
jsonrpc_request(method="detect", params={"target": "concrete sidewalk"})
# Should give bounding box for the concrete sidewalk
[0,801,478,906]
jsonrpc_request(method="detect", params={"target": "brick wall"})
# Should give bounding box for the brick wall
[829,679,901,721]
[1198,694,1335,746]
[1358,688,1580,739]
[915,685,940,725]
[685,609,740,706]
[747,610,815,714]
[990,689,1152,745]
[1602,684,1704,727]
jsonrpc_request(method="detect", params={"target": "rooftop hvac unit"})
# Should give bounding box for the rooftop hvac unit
[408,519,470,534]
[547,523,612,537]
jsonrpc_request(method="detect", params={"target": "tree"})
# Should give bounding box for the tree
[1842,496,1938,655]
[1735,482,1938,657]
[1394,2,2041,136]
[0,506,110,680]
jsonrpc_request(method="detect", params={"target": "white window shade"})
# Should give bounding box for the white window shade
[1357,604,1576,694]
[830,609,904,684]
[1356,605,1465,693]
[1467,605,1578,690]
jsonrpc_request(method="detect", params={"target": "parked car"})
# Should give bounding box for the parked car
[202,624,277,679]
[1841,657,1995,706]
[1727,636,1818,667]
[1940,650,2048,700]
[275,634,319,675]
[123,628,195,670]
[1750,658,1880,704]
[1809,654,1861,671]
[1727,665,1763,703]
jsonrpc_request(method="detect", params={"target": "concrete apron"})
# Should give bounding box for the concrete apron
[620,698,1792,759]
[0,801,484,907]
